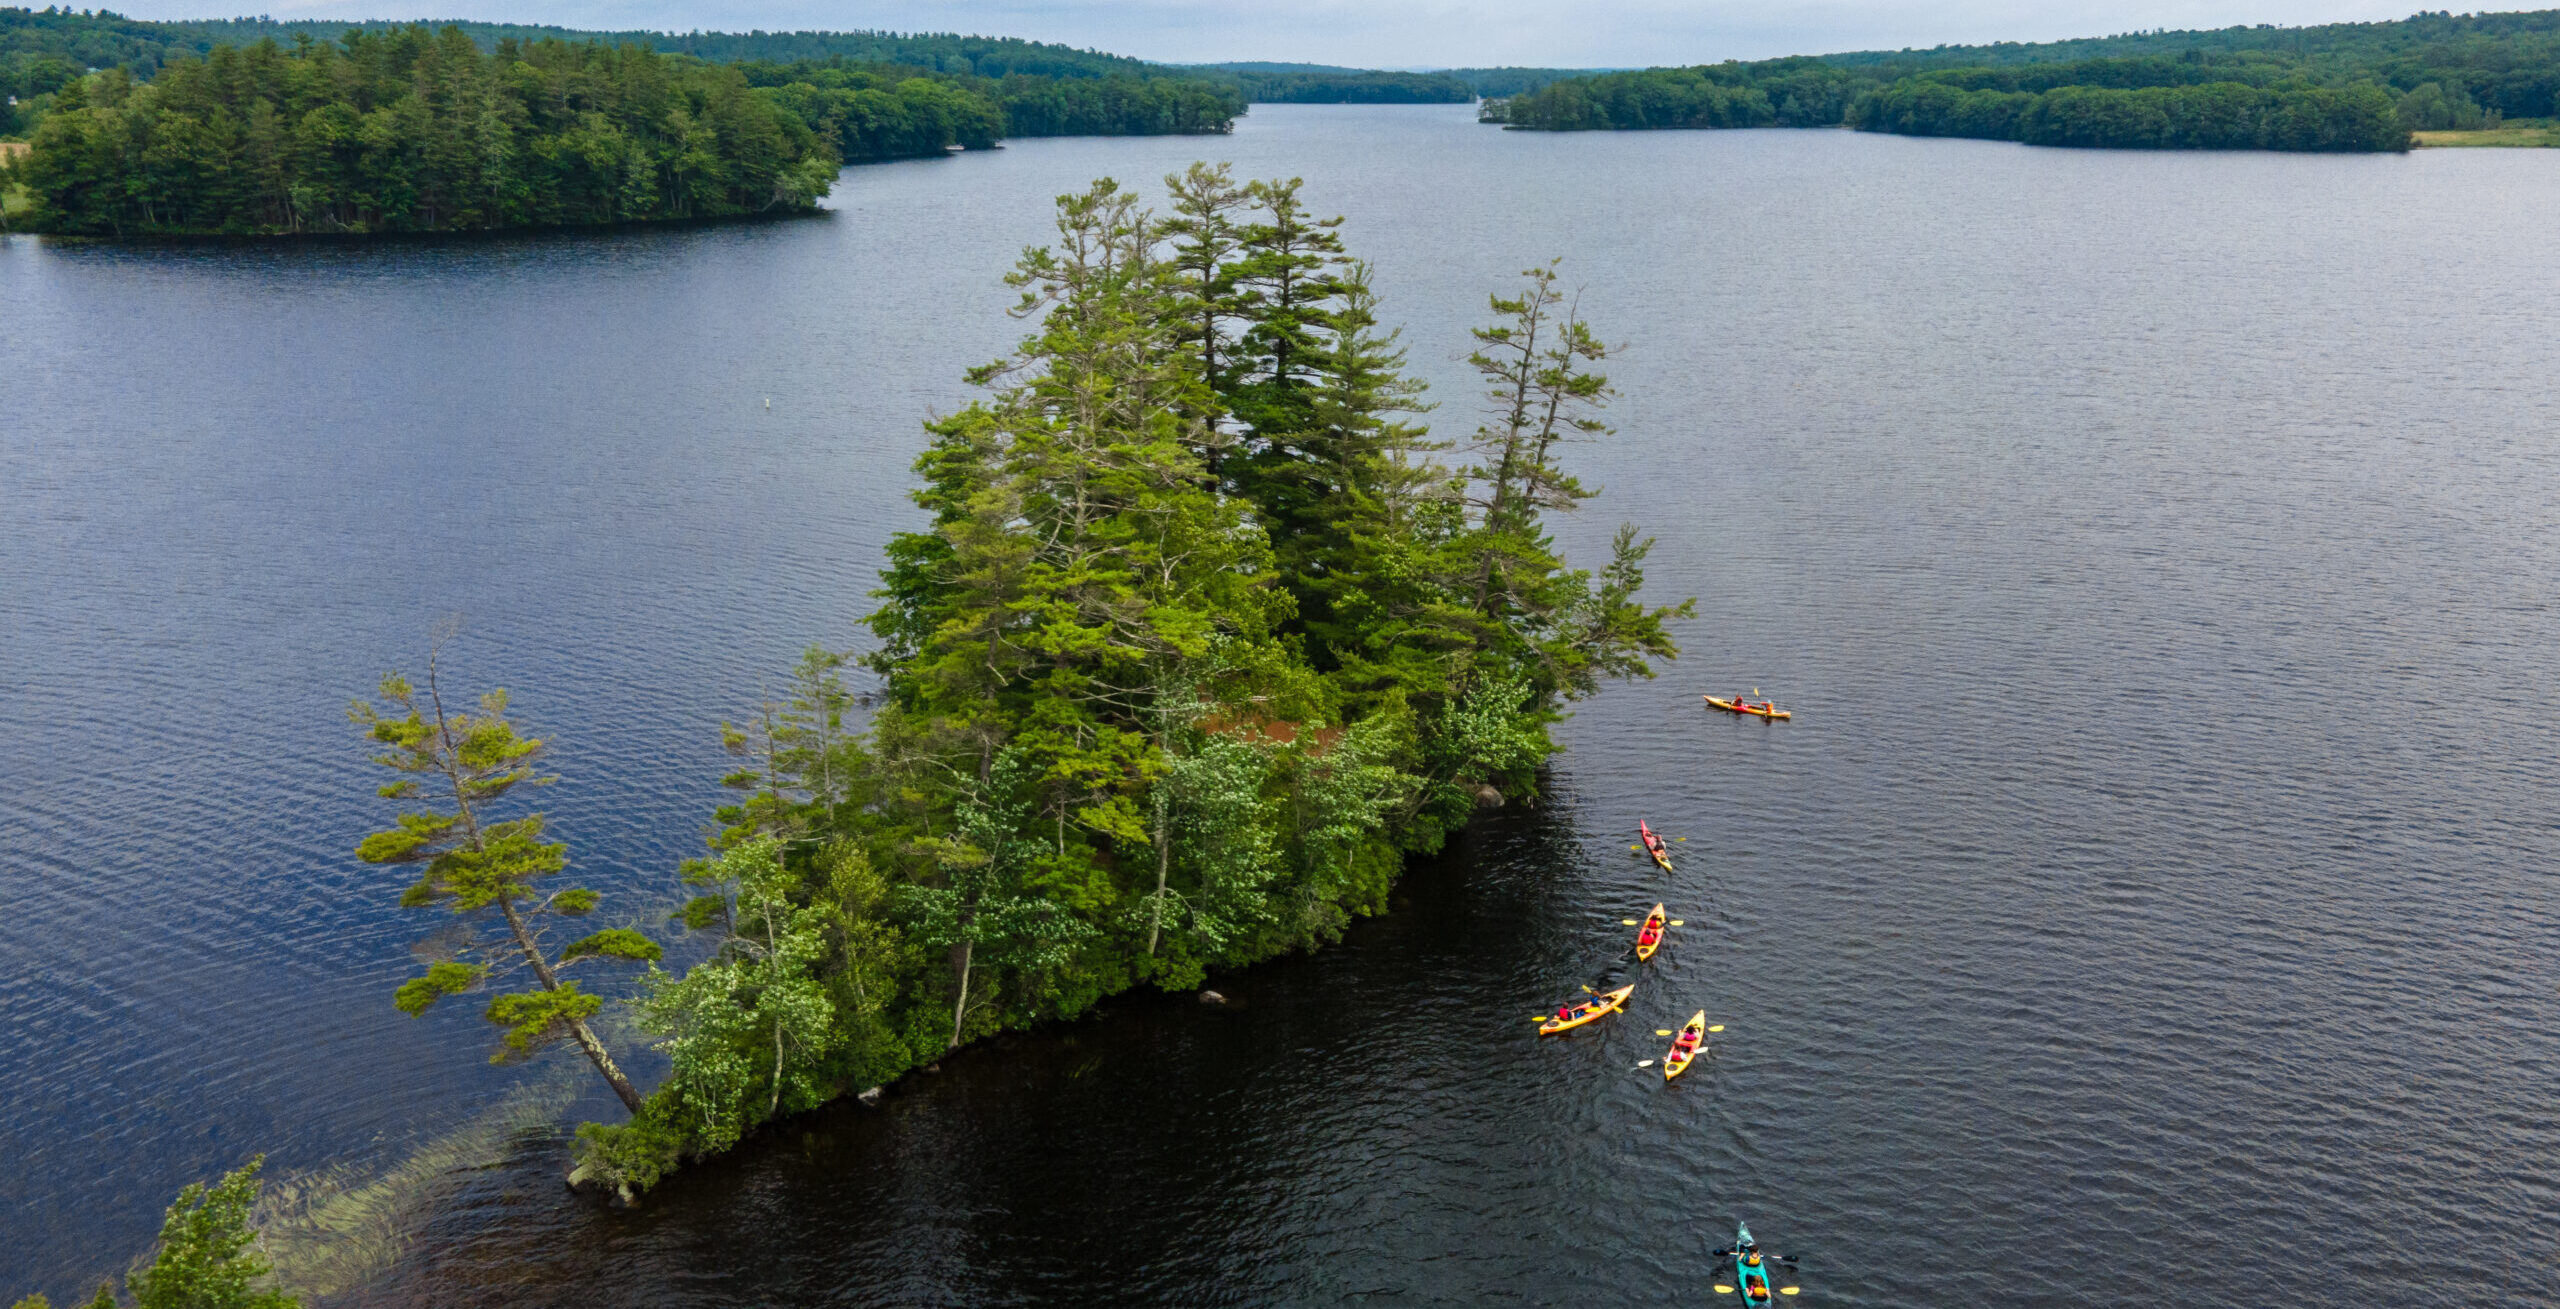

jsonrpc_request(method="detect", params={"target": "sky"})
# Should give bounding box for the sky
[116,0,2430,66]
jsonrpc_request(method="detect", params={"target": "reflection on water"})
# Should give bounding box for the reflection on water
[5,106,2558,1305]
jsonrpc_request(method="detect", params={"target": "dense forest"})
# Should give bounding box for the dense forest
[1484,8,2560,149]
[0,8,1597,146]
[734,57,1239,161]
[9,28,839,235]
[1225,68,1474,104]
[0,8,1245,143]
[0,9,1171,81]
[338,165,1686,1198]
[1,10,1249,233]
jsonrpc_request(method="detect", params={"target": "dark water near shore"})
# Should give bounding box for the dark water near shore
[6,105,2559,1304]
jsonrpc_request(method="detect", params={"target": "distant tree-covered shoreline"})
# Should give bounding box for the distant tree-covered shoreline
[1,10,1248,236]
[1,7,1246,153]
[1481,9,2560,151]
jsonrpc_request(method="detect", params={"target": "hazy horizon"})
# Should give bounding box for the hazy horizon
[90,0,2436,68]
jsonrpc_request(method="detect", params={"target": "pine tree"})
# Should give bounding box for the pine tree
[350,648,661,1115]
[1454,262,1692,705]
[1160,160,1252,465]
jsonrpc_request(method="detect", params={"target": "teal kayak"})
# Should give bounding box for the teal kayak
[1721,1221,1780,1304]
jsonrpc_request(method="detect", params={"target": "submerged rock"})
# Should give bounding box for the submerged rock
[857,1085,884,1107]
[1199,989,1227,1005]
[1473,784,1504,809]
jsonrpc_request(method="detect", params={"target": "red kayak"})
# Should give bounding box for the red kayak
[1638,819,1672,872]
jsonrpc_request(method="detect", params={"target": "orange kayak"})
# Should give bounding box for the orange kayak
[1540,983,1635,1035]
[1633,903,1668,961]
[1662,1009,1709,1081]
[1638,819,1673,872]
[1704,694,1791,721]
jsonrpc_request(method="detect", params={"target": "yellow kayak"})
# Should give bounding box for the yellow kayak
[1662,1009,1709,1081]
[1704,694,1791,721]
[1633,903,1668,961]
[1540,984,1634,1035]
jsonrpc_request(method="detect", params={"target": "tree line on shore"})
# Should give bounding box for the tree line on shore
[1480,9,2560,150]
[1483,57,2408,151]
[0,8,1191,100]
[1190,64,1601,103]
[736,57,1241,163]
[0,23,1248,235]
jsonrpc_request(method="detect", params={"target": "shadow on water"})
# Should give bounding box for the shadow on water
[355,803,1631,1306]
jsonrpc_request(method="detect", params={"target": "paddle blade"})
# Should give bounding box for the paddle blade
[1629,844,1642,851]
[1780,1289,1798,1296]
[1714,1286,1735,1295]
[1634,1060,1655,1068]
[1676,836,1687,841]
[1622,919,1639,925]
[1654,1029,1673,1036]
[1708,1025,1725,1032]
[1669,920,1685,926]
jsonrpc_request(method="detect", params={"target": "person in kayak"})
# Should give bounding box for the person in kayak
[1638,923,1660,947]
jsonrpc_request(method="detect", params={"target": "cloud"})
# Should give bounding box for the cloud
[120,0,2422,67]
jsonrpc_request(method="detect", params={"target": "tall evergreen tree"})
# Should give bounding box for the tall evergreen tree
[350,649,661,1115]
[1456,262,1691,705]
[1160,160,1252,461]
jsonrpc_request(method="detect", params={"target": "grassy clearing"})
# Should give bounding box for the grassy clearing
[2414,122,2560,147]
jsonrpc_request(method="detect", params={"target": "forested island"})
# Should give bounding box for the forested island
[0,9,1245,234]
[320,165,1687,1199]
[1482,8,2560,151]
[10,32,845,236]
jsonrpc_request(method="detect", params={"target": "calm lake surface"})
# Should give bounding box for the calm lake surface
[5,104,2558,1305]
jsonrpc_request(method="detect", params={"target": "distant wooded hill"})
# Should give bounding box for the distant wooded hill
[1,11,1169,80]
[1182,63,1603,102]
[1483,9,2560,150]
[0,9,1606,128]
[0,12,1245,236]
[0,11,1256,162]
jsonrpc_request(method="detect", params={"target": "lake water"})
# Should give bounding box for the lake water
[5,104,2557,1305]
